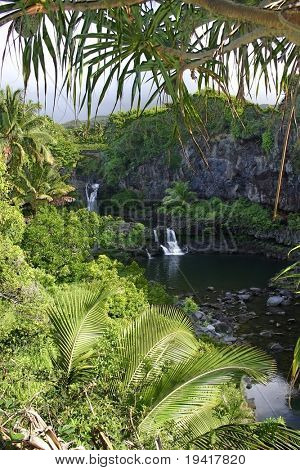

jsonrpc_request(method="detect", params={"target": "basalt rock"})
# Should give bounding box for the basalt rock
[118,134,300,212]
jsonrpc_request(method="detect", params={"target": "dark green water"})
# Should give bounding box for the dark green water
[139,253,300,429]
[140,253,286,294]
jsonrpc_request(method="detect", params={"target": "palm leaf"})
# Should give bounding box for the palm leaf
[194,421,300,450]
[138,344,275,433]
[118,305,199,392]
[290,337,300,389]
[48,285,109,383]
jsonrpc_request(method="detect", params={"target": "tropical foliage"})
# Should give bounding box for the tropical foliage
[11,164,75,211]
[273,245,300,293]
[0,87,54,169]
[26,294,299,449]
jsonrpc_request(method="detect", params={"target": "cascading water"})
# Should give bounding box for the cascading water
[153,229,159,243]
[86,183,100,212]
[160,228,184,256]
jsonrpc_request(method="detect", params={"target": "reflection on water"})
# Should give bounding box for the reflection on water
[139,253,300,429]
[246,377,300,429]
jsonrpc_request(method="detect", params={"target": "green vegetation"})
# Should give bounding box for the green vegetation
[1,84,300,450]
[3,290,300,450]
[85,93,278,185]
[159,185,286,232]
[273,245,300,293]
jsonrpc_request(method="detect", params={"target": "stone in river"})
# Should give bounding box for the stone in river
[207,286,215,291]
[269,342,284,352]
[238,294,251,301]
[223,335,237,343]
[205,324,215,332]
[267,295,284,307]
[193,311,205,320]
[260,330,273,338]
[249,287,261,295]
[214,321,229,333]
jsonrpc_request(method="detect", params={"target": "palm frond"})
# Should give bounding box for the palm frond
[290,337,300,389]
[138,344,275,433]
[194,421,300,450]
[118,305,199,392]
[47,285,109,383]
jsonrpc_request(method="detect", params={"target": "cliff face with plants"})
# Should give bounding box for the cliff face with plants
[74,92,300,213]
[120,133,300,212]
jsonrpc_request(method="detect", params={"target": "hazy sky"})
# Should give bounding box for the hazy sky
[0,25,281,124]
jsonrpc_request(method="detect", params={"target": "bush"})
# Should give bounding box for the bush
[22,206,94,281]
[0,201,25,244]
[230,104,271,141]
[181,297,199,315]
[0,234,51,304]
[77,256,148,319]
[0,159,9,198]
[262,129,274,154]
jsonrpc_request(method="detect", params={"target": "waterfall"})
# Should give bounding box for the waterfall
[160,228,184,256]
[153,229,159,243]
[86,183,100,212]
[145,249,152,259]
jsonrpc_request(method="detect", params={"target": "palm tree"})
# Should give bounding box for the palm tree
[48,290,300,449]
[0,87,54,170]
[162,181,197,211]
[11,163,75,212]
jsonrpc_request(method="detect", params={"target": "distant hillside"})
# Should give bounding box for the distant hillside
[63,115,109,128]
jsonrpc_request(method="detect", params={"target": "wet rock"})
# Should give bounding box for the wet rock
[249,287,261,295]
[281,298,291,306]
[244,377,252,390]
[224,291,234,298]
[274,310,286,316]
[239,312,257,323]
[288,318,296,322]
[260,330,273,338]
[205,324,216,333]
[267,295,284,307]
[279,289,292,297]
[238,294,251,301]
[193,311,205,320]
[269,342,285,352]
[214,321,230,333]
[207,286,215,291]
[223,335,237,343]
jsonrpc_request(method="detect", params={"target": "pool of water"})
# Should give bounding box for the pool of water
[139,253,300,429]
[140,253,286,294]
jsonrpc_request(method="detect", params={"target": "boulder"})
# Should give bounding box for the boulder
[238,294,251,301]
[267,296,284,307]
[223,335,237,343]
[205,324,216,333]
[193,311,205,320]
